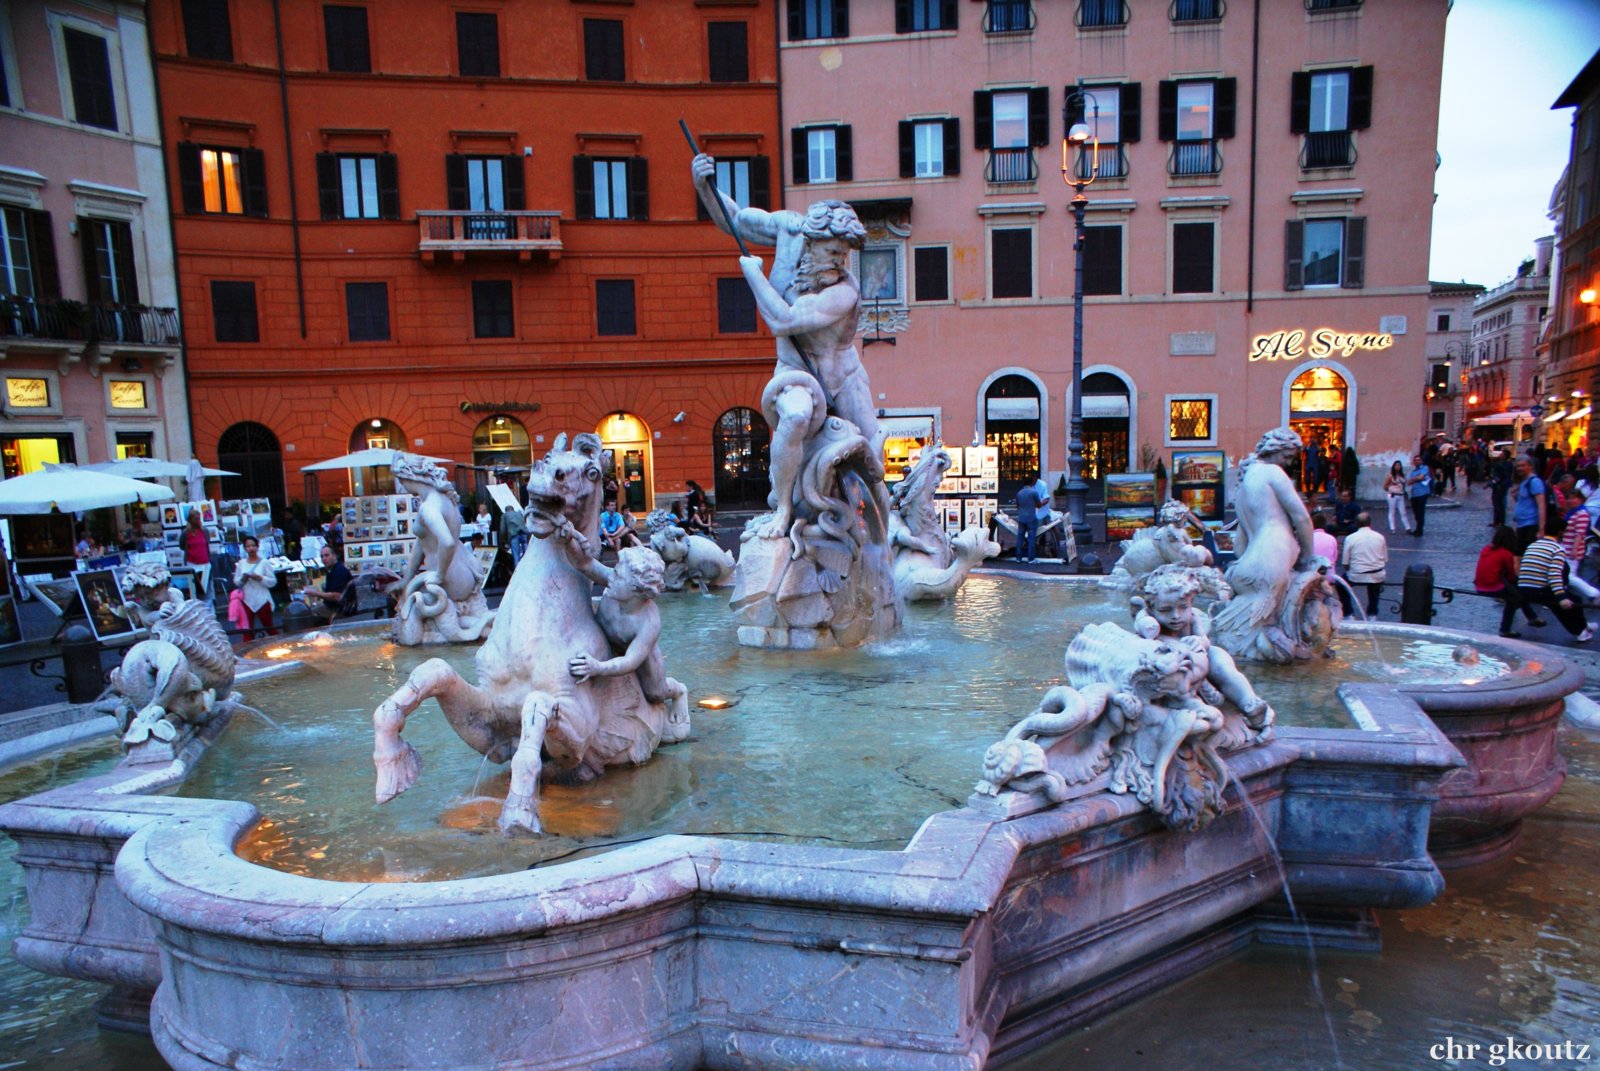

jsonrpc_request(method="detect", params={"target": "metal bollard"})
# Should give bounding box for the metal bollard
[1400,563,1434,625]
[60,623,105,703]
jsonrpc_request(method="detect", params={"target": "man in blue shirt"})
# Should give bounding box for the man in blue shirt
[599,498,639,553]
[1014,475,1043,563]
[1407,454,1432,537]
[1511,455,1548,553]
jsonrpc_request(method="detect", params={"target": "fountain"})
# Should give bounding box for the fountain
[389,454,495,645]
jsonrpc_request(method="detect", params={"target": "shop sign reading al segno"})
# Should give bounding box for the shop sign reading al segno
[1248,329,1394,362]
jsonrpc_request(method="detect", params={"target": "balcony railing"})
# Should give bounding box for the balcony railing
[1168,138,1222,176]
[1300,130,1356,169]
[416,210,563,260]
[986,147,1038,184]
[1306,0,1359,9]
[1071,144,1128,180]
[1077,0,1126,28]
[984,0,1035,33]
[1,296,179,346]
[1171,0,1223,20]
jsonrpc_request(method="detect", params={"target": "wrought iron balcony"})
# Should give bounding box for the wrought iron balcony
[1168,139,1222,177]
[93,304,182,346]
[984,0,1035,33]
[1071,144,1128,181]
[1306,0,1359,9]
[1300,130,1356,169]
[1077,0,1126,28]
[1171,0,1224,20]
[985,148,1038,184]
[417,210,563,262]
[0,297,179,347]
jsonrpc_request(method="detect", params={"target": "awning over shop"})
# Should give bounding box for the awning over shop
[1469,409,1534,426]
[1082,395,1130,419]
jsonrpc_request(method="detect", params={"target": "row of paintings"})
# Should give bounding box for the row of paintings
[930,497,999,535]
[935,476,1000,496]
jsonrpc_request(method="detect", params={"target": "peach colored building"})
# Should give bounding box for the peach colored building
[1463,239,1551,446]
[1426,280,1482,440]
[1,1,187,482]
[778,0,1442,502]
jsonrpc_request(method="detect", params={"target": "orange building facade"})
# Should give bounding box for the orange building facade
[149,0,780,516]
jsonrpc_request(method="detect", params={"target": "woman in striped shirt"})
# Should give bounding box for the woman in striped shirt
[1517,512,1594,642]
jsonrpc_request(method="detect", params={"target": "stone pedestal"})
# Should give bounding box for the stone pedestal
[730,534,900,648]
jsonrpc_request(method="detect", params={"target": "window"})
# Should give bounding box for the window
[0,207,59,302]
[788,0,848,40]
[323,5,371,73]
[116,431,155,457]
[991,228,1032,299]
[210,280,259,342]
[1284,217,1366,290]
[1172,0,1223,20]
[595,279,636,336]
[182,0,233,61]
[1159,79,1235,175]
[896,0,956,33]
[1168,398,1214,442]
[899,119,960,178]
[1171,221,1214,294]
[316,154,399,220]
[81,218,138,306]
[695,157,771,220]
[62,26,118,130]
[975,88,1048,182]
[1436,313,1451,332]
[708,22,747,83]
[177,143,267,216]
[573,157,648,220]
[1290,67,1371,168]
[1078,0,1126,28]
[0,37,11,108]
[913,246,949,302]
[992,91,1031,149]
[791,126,852,184]
[1430,411,1446,431]
[1307,0,1360,10]
[456,12,499,77]
[1082,225,1121,296]
[345,282,389,341]
[584,19,624,81]
[445,154,526,214]
[472,280,514,338]
[717,277,756,333]
[109,381,148,411]
[1065,83,1140,177]
[984,0,1033,33]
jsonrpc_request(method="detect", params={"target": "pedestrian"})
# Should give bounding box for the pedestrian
[1517,513,1594,641]
[1014,475,1043,563]
[684,480,712,534]
[1475,525,1544,637]
[1305,440,1324,495]
[1406,454,1432,536]
[1311,511,1338,563]
[1545,445,1565,482]
[1510,455,1548,552]
[1330,487,1362,536]
[1340,445,1360,496]
[1384,460,1410,534]
[233,535,278,640]
[1439,440,1457,493]
[181,511,211,568]
[1341,512,1387,618]
[1489,449,1513,528]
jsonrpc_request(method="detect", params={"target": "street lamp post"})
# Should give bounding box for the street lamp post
[1061,90,1100,549]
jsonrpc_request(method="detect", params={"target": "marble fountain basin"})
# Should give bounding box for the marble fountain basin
[0,577,1577,1070]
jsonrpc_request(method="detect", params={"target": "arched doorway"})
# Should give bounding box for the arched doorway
[713,407,770,510]
[1287,366,1351,464]
[217,421,284,512]
[472,414,531,469]
[596,412,653,513]
[348,418,409,495]
[984,373,1042,504]
[1080,371,1131,483]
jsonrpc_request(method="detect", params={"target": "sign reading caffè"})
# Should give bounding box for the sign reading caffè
[1248,328,1394,362]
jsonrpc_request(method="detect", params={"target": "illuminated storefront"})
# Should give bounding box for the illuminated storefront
[1287,365,1351,456]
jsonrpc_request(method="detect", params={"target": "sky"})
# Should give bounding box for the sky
[1430,0,1600,287]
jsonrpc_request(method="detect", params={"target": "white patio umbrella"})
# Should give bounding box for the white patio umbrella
[300,448,452,472]
[84,457,236,481]
[0,463,176,515]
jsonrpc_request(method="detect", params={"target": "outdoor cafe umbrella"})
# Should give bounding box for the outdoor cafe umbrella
[0,463,175,515]
[299,448,452,472]
[83,457,236,480]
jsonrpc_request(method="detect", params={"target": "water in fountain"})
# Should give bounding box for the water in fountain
[1327,573,1400,677]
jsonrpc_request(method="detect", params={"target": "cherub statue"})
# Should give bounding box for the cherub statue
[391,453,494,644]
[558,530,689,742]
[648,523,736,593]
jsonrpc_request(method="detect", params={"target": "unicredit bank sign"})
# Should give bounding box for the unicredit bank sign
[1248,328,1394,362]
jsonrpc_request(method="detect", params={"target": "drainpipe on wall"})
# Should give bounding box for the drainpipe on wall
[271,0,308,339]
[1246,0,1261,314]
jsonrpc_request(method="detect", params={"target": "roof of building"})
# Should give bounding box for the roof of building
[1430,280,1488,295]
[1554,48,1600,109]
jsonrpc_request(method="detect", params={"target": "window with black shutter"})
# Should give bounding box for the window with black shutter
[1082,225,1121,296]
[584,19,625,81]
[472,280,514,338]
[324,5,371,73]
[456,12,500,77]
[0,207,62,301]
[1284,216,1364,290]
[317,154,398,220]
[899,118,960,178]
[696,157,768,219]
[573,157,648,220]
[913,246,949,302]
[80,218,138,306]
[896,0,956,32]
[1436,313,1450,332]
[180,144,268,217]
[62,27,118,130]
[991,228,1032,299]
[1171,221,1214,294]
[708,22,748,83]
[717,277,756,333]
[345,282,389,341]
[182,0,234,62]
[788,0,849,40]
[211,280,259,342]
[596,279,636,336]
[1,44,10,108]
[791,126,852,184]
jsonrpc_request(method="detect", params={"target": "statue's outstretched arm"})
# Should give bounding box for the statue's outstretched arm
[691,153,780,245]
[740,256,855,336]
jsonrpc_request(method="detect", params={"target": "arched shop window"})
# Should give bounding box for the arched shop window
[472,414,531,470]
[1080,371,1130,483]
[217,421,285,513]
[713,407,770,511]
[348,418,409,495]
[984,374,1041,504]
[1288,366,1350,462]
[596,412,653,514]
